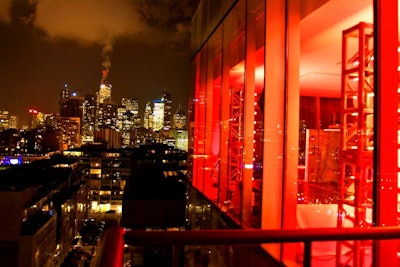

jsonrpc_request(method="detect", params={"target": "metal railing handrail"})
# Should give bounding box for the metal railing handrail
[100,226,400,267]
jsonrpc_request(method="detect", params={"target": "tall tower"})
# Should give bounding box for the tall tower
[59,84,70,115]
[143,101,153,129]
[0,110,10,131]
[152,99,164,131]
[82,94,97,143]
[59,84,83,118]
[173,106,187,130]
[162,89,173,130]
[97,70,112,104]
[97,84,112,104]
[121,98,141,129]
[96,70,113,130]
[98,100,118,130]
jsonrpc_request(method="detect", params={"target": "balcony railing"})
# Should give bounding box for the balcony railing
[97,226,400,267]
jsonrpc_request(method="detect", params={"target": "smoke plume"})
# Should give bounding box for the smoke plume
[0,0,197,81]
[33,0,147,80]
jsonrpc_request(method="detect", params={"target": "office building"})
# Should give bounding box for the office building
[121,98,140,129]
[121,147,187,230]
[95,70,113,134]
[56,117,81,150]
[9,115,18,129]
[162,89,173,131]
[119,98,141,147]
[63,145,133,225]
[188,0,399,266]
[82,94,97,144]
[0,156,89,267]
[57,85,84,150]
[97,100,118,130]
[59,84,83,118]
[143,101,153,129]
[97,83,112,104]
[0,110,10,131]
[173,106,186,130]
[152,99,164,131]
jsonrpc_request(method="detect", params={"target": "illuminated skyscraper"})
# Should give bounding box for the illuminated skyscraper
[0,110,10,131]
[98,100,118,130]
[96,70,113,131]
[97,83,112,104]
[58,84,83,149]
[143,101,153,129]
[173,106,186,130]
[118,98,141,147]
[97,70,112,105]
[121,98,140,129]
[82,94,97,143]
[28,108,39,130]
[57,117,81,150]
[9,115,18,129]
[162,89,172,130]
[59,90,84,118]
[152,99,164,131]
[59,84,83,117]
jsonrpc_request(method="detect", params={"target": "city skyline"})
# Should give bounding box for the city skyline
[0,0,198,125]
[1,85,183,129]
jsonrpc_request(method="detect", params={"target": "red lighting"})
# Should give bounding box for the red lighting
[28,108,38,114]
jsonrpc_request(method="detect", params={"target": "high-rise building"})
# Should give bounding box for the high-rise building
[0,110,10,131]
[98,100,118,130]
[173,106,186,130]
[162,89,172,130]
[60,96,84,118]
[27,108,39,130]
[9,115,18,129]
[117,105,133,147]
[97,70,112,105]
[82,94,97,144]
[63,145,131,219]
[118,98,141,147]
[152,99,164,131]
[58,85,84,150]
[97,83,112,104]
[59,84,83,118]
[143,101,153,129]
[96,70,113,132]
[60,83,70,99]
[121,98,140,129]
[57,117,81,150]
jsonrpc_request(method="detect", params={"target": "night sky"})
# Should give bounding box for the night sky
[0,0,198,126]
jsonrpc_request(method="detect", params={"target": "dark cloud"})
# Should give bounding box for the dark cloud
[0,0,11,22]
[34,0,145,43]
[0,0,198,126]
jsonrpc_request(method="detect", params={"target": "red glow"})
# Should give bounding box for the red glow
[98,227,125,267]
[28,108,38,114]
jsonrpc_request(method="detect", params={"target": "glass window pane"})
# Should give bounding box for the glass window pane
[298,1,373,266]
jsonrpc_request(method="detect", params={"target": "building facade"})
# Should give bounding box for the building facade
[143,101,153,129]
[162,89,173,131]
[152,99,165,131]
[63,146,132,224]
[0,109,10,131]
[82,94,97,144]
[189,0,398,266]
[0,156,89,267]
